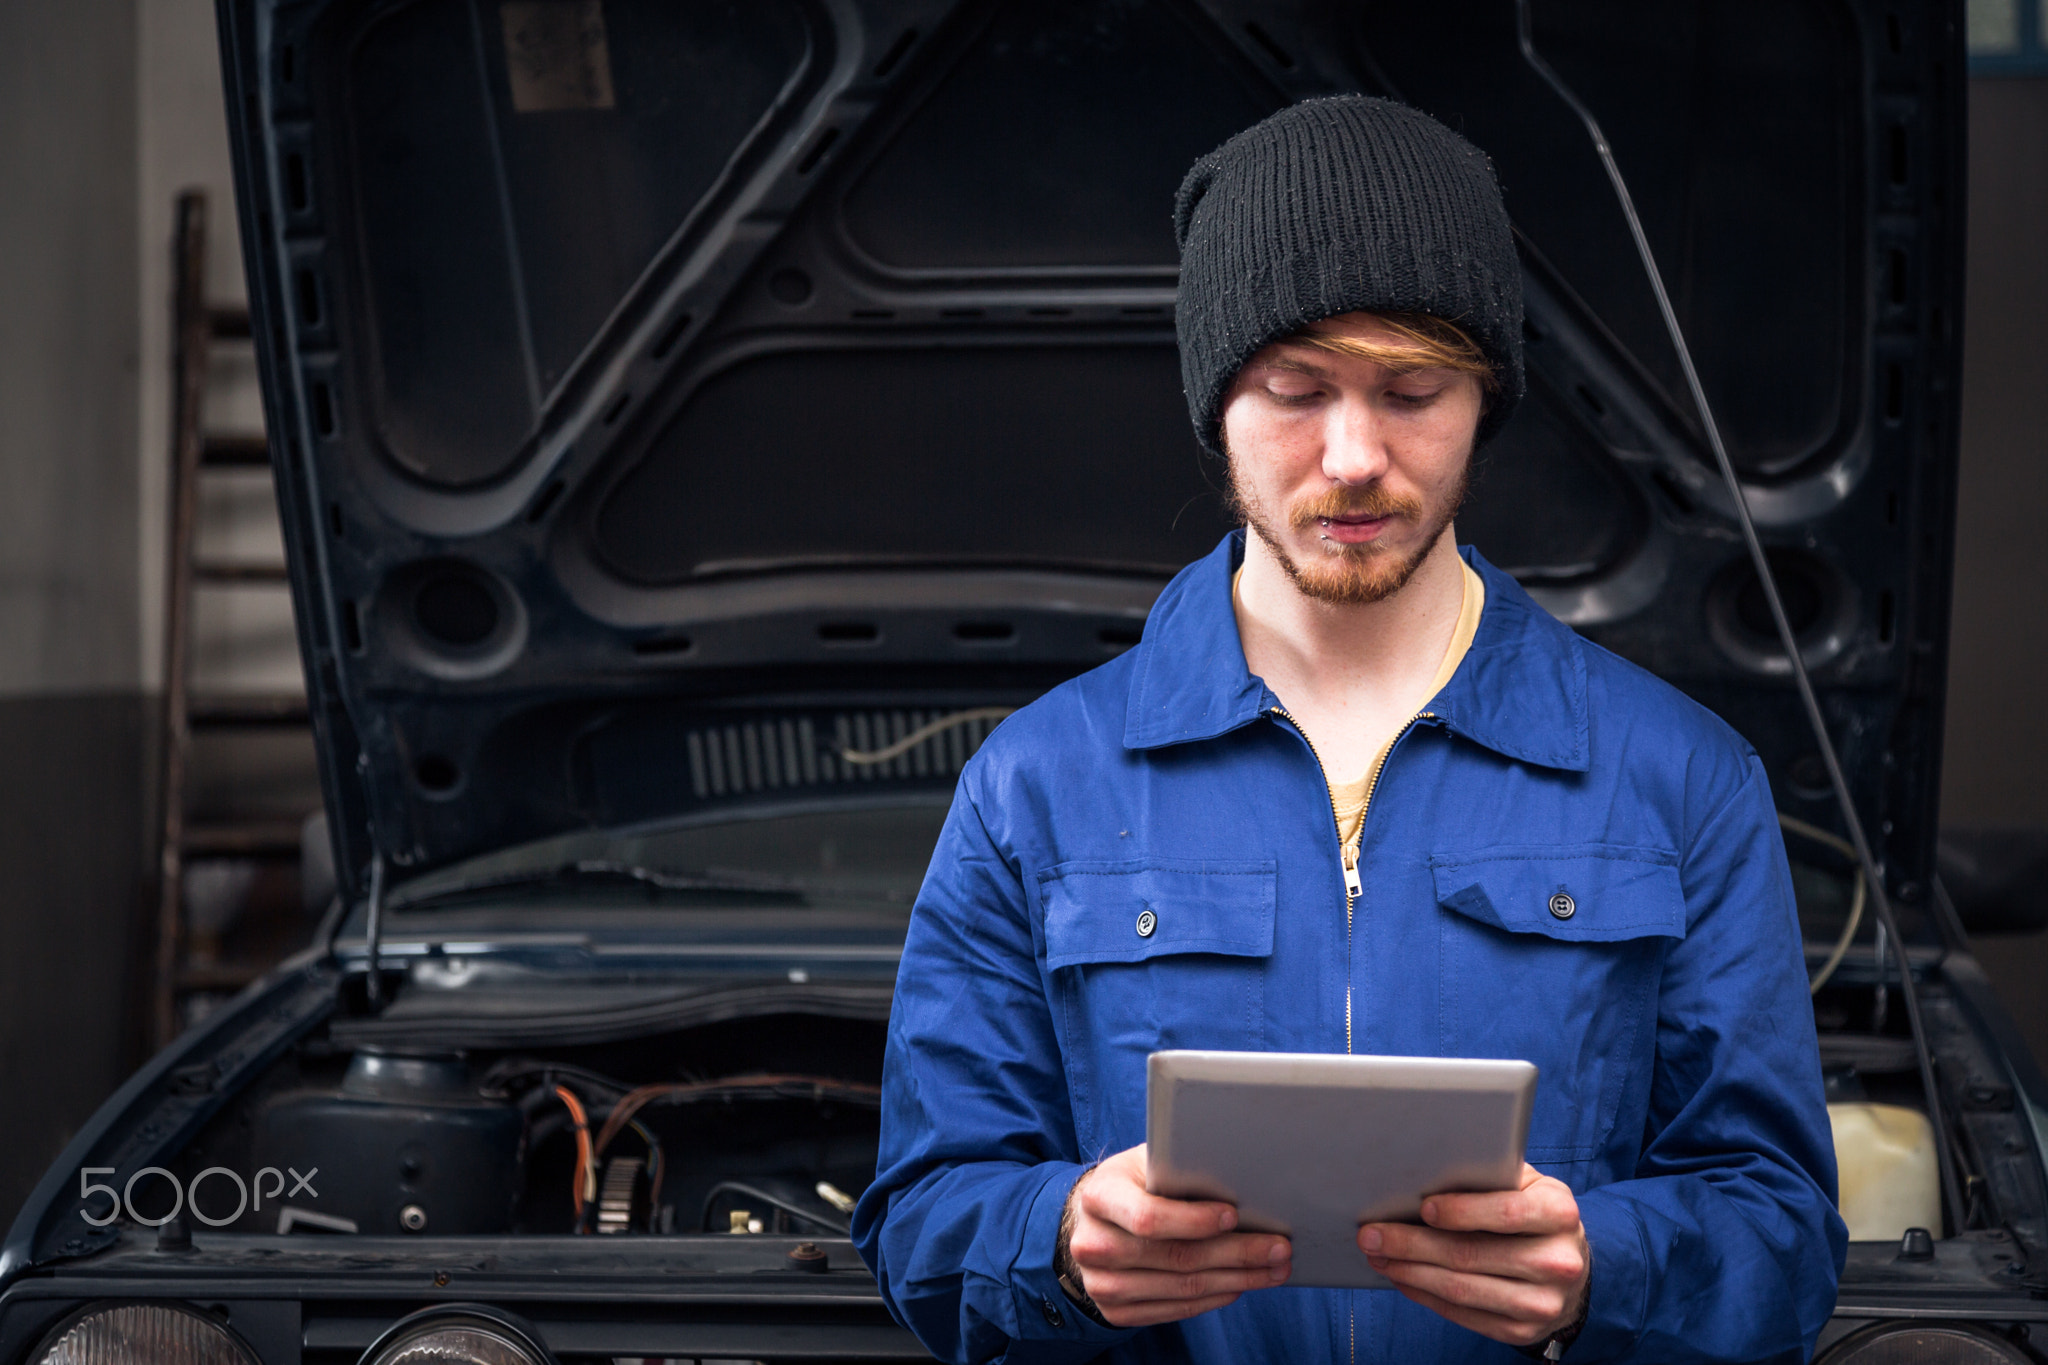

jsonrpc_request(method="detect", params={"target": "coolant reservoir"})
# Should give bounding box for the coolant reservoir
[1828,1101,1940,1242]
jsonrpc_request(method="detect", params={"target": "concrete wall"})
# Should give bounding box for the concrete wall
[0,0,147,1227]
[0,0,310,1235]
[1942,75,2048,1068]
[139,0,319,852]
[0,6,141,693]
[140,0,301,705]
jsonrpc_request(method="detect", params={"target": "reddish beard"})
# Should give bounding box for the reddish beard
[1225,462,1469,606]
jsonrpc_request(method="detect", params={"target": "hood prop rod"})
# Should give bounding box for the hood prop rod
[364,852,388,1009]
[1515,0,1964,1235]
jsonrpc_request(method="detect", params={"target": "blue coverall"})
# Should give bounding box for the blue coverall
[854,534,1846,1363]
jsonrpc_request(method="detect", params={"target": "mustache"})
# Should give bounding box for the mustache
[1287,485,1423,531]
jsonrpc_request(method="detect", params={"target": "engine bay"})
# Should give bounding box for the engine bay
[159,1012,886,1241]
[95,830,2040,1263]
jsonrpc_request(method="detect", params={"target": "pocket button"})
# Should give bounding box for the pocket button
[1135,908,1157,938]
[1548,892,1576,920]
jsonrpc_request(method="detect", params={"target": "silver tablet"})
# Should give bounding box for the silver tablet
[1146,1050,1538,1289]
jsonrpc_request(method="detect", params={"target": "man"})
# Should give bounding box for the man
[852,96,1844,1363]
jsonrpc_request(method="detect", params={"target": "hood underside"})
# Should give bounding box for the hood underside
[216,0,1965,904]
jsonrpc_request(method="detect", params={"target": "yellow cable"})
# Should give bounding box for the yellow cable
[1780,812,1867,995]
[838,707,1016,766]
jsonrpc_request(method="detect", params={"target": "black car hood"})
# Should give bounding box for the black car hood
[217,0,1964,905]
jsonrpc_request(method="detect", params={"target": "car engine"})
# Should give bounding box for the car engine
[160,1012,885,1241]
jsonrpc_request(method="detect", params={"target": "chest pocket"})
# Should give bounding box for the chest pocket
[1431,846,1685,1165]
[1040,860,1275,1153]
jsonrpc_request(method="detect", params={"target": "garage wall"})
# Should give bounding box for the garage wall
[0,0,148,1229]
[1941,75,2048,1068]
[0,0,308,1239]
[139,0,299,705]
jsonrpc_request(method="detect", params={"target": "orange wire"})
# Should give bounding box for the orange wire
[591,1073,882,1159]
[554,1084,593,1223]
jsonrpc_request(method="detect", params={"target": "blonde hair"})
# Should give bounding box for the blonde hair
[1292,312,1498,394]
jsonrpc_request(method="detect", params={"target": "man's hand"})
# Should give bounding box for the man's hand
[1360,1163,1589,1350]
[1060,1144,1292,1328]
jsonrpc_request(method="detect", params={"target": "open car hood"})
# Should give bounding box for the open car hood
[217,0,1964,905]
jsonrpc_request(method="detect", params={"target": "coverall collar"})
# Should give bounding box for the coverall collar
[1123,532,1591,773]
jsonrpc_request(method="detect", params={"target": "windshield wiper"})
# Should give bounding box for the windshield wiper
[391,860,810,911]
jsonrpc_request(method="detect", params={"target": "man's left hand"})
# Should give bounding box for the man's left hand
[1358,1163,1589,1350]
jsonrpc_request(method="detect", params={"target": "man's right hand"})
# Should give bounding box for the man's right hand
[1060,1144,1292,1327]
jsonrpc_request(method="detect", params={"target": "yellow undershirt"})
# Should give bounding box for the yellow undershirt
[1238,562,1485,855]
[1327,564,1484,853]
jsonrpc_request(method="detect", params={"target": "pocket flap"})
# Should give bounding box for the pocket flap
[1429,845,1686,942]
[1040,860,1276,969]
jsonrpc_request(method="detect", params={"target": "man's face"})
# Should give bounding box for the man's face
[1222,312,1484,606]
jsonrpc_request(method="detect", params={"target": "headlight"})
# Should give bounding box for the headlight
[359,1306,554,1365]
[1818,1321,2031,1364]
[33,1302,257,1365]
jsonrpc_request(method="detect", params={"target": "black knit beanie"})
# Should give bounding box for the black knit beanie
[1174,95,1524,456]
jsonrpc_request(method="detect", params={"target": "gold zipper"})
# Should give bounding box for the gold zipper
[1269,706,1438,1058]
[1271,705,1437,1365]
[1355,711,1435,860]
[1269,706,1352,1050]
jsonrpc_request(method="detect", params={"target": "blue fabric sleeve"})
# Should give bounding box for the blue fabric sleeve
[853,775,1140,1363]
[1570,754,1847,1362]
